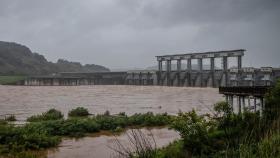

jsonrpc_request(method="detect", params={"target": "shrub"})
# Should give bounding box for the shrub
[59,118,100,137]
[95,114,127,130]
[171,110,220,156]
[0,119,7,125]
[128,112,172,127]
[1,110,173,156]
[68,107,90,117]
[0,123,61,156]
[264,79,280,125]
[5,114,16,121]
[213,101,232,117]
[27,109,63,122]
[155,140,187,158]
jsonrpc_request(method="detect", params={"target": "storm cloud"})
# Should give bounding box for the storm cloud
[0,0,279,69]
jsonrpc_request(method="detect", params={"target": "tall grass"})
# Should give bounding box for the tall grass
[110,129,157,158]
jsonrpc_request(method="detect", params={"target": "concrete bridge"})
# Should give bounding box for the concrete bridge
[219,86,272,114]
[156,49,244,87]
[23,49,280,87]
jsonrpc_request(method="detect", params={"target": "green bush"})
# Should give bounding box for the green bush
[27,109,63,122]
[171,110,221,156]
[155,140,187,158]
[1,110,173,156]
[128,112,172,127]
[68,107,90,117]
[0,119,7,125]
[0,123,61,156]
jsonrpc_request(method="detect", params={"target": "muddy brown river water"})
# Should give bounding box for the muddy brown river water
[0,85,223,158]
[47,128,180,158]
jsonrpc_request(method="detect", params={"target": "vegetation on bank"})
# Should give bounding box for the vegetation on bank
[68,107,90,117]
[4,115,16,122]
[27,109,64,122]
[0,76,26,85]
[109,80,280,158]
[0,109,172,157]
[151,81,280,158]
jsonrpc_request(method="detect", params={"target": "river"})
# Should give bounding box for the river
[0,85,223,158]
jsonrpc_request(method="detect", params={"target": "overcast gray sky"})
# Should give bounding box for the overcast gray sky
[0,0,279,69]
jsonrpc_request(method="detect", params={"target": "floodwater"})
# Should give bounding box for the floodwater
[0,85,222,121]
[0,85,223,158]
[47,128,180,158]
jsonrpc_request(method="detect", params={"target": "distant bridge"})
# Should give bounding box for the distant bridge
[24,49,280,87]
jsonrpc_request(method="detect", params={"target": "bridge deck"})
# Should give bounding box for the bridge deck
[219,86,272,97]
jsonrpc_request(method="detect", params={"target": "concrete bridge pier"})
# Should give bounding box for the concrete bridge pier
[158,60,162,85]
[187,58,192,86]
[166,59,171,86]
[210,57,215,87]
[177,59,181,86]
[220,86,270,115]
[222,56,228,87]
[198,58,203,87]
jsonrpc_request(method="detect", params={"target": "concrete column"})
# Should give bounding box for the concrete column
[225,95,229,102]
[237,56,242,70]
[237,56,242,86]
[158,60,162,72]
[187,58,192,86]
[177,59,181,86]
[177,59,181,72]
[260,97,264,116]
[230,95,234,112]
[210,57,215,87]
[166,60,171,86]
[248,97,251,111]
[237,96,242,114]
[242,96,246,112]
[223,56,228,86]
[223,57,228,71]
[187,58,192,71]
[158,60,162,85]
[198,58,203,86]
[254,97,257,112]
[198,58,203,72]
